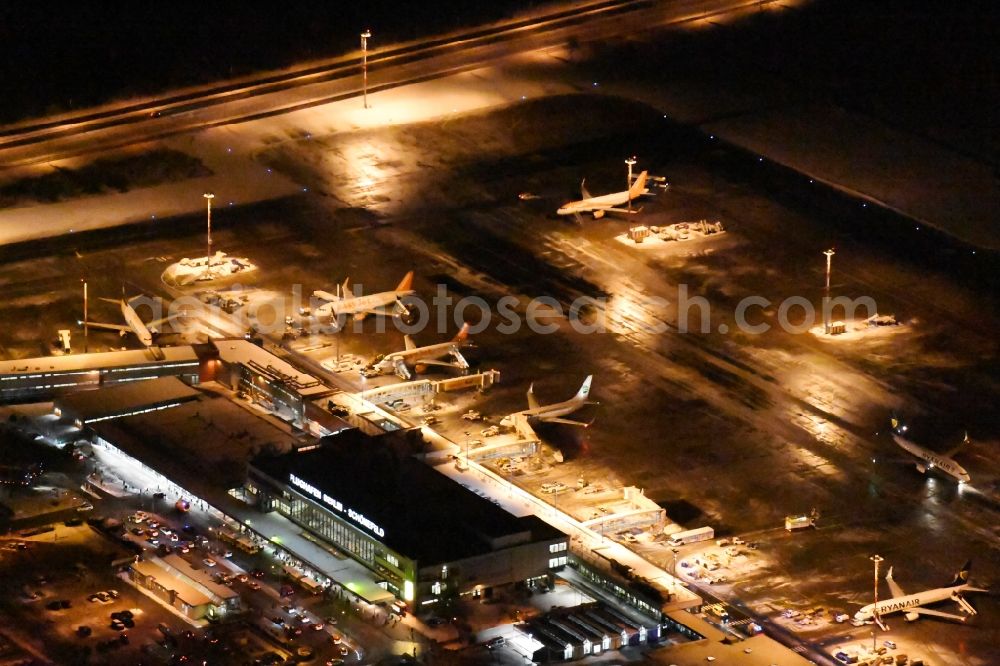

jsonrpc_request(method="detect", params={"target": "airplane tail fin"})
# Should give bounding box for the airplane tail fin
[946,431,970,457]
[403,335,417,351]
[949,561,972,587]
[574,375,593,401]
[453,322,470,343]
[339,277,351,299]
[628,171,648,199]
[526,383,540,411]
[396,271,414,292]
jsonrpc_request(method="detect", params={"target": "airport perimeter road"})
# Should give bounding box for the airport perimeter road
[0,0,780,168]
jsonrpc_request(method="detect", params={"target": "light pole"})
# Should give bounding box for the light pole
[82,279,89,353]
[625,156,637,215]
[823,248,835,334]
[671,547,680,598]
[870,554,884,655]
[360,30,372,109]
[203,192,215,279]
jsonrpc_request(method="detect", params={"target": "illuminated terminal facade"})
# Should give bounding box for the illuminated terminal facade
[247,432,568,607]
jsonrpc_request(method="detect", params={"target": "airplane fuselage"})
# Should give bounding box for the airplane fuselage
[558,192,630,215]
[501,397,585,426]
[893,434,970,483]
[557,171,650,217]
[383,341,462,366]
[314,289,414,318]
[121,301,154,346]
[855,584,973,622]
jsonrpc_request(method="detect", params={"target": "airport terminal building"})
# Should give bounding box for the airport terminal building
[247,433,569,608]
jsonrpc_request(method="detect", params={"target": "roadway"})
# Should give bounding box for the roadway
[0,0,780,168]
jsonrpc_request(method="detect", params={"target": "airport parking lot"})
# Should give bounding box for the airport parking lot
[0,526,189,664]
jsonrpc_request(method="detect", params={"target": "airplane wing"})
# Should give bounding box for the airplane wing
[601,206,643,214]
[98,297,121,305]
[84,321,130,333]
[886,568,906,599]
[526,384,540,411]
[349,301,407,320]
[146,315,176,330]
[393,297,411,317]
[392,358,412,380]
[905,607,967,622]
[512,414,538,441]
[449,349,470,370]
[541,417,590,427]
[403,335,417,351]
[580,178,592,200]
[313,290,338,303]
[413,359,462,368]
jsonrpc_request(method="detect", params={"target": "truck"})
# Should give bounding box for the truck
[667,526,715,547]
[785,508,820,531]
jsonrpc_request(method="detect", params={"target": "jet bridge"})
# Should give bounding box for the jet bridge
[359,370,501,407]
[580,487,666,534]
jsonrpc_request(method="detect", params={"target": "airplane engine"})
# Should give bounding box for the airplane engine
[119,330,128,337]
[916,463,927,474]
[593,210,605,219]
[905,612,919,622]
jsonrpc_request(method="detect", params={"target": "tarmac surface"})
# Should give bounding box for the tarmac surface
[0,94,997,664]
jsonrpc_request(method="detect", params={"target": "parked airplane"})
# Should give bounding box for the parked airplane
[853,561,986,629]
[313,272,415,321]
[83,296,174,347]
[363,323,472,380]
[557,171,649,220]
[501,376,596,440]
[890,416,971,484]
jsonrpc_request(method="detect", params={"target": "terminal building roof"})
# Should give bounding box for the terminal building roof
[0,345,199,376]
[89,384,303,491]
[252,431,566,565]
[213,339,329,397]
[55,376,201,423]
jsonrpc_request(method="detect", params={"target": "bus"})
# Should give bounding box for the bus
[217,529,260,554]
